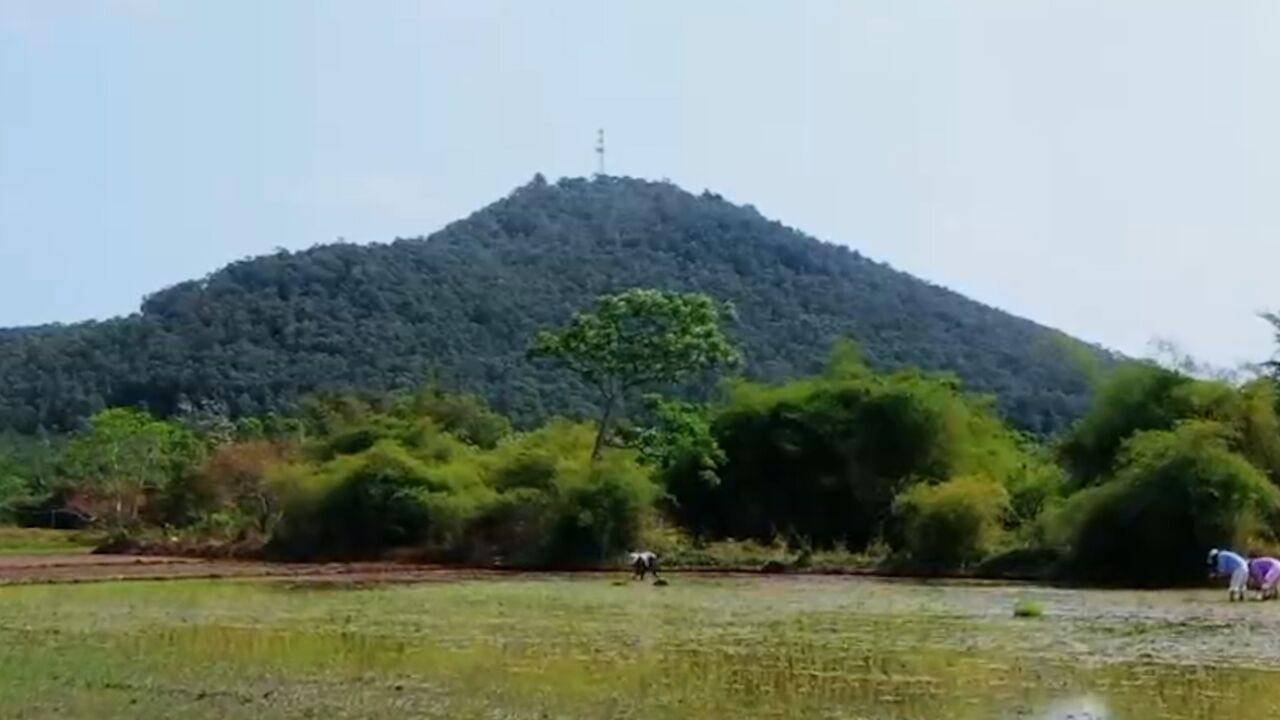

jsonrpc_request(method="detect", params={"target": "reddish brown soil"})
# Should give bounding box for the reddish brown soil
[0,553,1030,588]
[0,553,532,586]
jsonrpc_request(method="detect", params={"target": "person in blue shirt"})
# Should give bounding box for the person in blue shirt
[1208,548,1249,601]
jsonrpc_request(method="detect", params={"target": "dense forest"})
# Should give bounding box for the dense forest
[3,284,1280,588]
[0,175,1105,436]
[3,338,1272,587]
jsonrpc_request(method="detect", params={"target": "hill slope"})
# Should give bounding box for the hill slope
[0,175,1102,434]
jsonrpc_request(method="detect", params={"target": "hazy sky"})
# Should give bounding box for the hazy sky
[2,1,1278,366]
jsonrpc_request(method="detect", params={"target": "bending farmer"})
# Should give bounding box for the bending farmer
[1250,555,1280,601]
[629,551,659,580]
[1208,548,1249,601]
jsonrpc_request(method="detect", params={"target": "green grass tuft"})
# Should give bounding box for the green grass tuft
[1013,598,1044,618]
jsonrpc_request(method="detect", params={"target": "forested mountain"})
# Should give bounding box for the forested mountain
[0,175,1105,435]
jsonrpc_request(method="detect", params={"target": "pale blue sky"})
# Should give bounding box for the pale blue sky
[2,1,1278,365]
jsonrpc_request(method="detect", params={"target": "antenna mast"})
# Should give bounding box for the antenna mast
[595,128,606,176]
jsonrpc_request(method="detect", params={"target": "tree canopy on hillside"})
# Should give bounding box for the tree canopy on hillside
[0,175,1104,435]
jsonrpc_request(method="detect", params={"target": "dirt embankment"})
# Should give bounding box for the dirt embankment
[0,553,531,586]
[0,552,1055,590]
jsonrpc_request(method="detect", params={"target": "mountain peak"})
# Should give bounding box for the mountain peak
[0,176,1101,434]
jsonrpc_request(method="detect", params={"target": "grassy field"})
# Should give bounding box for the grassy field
[1,574,1279,719]
[0,528,100,556]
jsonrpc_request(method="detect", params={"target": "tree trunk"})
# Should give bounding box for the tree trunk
[591,396,618,462]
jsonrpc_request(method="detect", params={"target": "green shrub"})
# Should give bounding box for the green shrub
[1059,421,1280,586]
[266,417,658,566]
[489,452,559,492]
[665,344,1042,552]
[0,433,61,525]
[476,423,659,566]
[192,440,294,537]
[1013,598,1044,618]
[416,488,490,558]
[1058,363,1196,484]
[269,442,440,559]
[464,488,558,565]
[1003,447,1066,530]
[324,426,385,458]
[0,473,30,524]
[893,476,1010,569]
[548,453,659,564]
[1058,363,1280,488]
[262,462,335,557]
[408,390,512,450]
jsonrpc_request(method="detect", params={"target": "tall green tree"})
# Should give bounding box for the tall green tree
[630,395,724,485]
[531,289,740,459]
[61,408,197,529]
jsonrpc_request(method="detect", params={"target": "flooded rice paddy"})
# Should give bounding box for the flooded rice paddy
[0,572,1277,718]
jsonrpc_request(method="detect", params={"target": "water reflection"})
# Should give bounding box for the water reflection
[1034,694,1108,720]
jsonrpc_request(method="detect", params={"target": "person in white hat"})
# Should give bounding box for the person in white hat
[1208,548,1249,601]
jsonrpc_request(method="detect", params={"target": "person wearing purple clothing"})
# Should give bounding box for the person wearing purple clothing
[1249,556,1280,601]
[1208,549,1249,601]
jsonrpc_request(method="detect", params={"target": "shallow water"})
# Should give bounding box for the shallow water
[0,574,1276,719]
